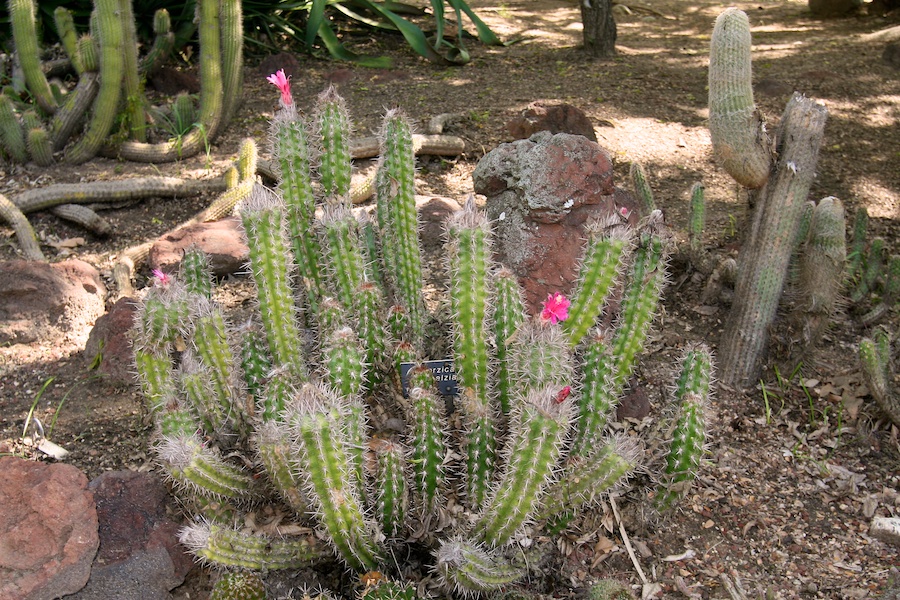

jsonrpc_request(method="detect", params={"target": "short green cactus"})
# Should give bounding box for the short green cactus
[859,328,899,427]
[134,86,714,599]
[210,571,267,600]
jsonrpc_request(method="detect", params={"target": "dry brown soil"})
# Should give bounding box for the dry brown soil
[1,0,899,598]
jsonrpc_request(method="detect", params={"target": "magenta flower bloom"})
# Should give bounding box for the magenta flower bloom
[152,269,170,286]
[540,292,570,324]
[266,69,292,106]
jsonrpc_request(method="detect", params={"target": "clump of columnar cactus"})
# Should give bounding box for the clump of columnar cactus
[133,75,715,598]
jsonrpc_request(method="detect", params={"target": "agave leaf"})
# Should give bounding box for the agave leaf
[429,0,446,51]
[307,0,328,49]
[446,0,502,45]
[351,0,449,64]
[316,20,393,67]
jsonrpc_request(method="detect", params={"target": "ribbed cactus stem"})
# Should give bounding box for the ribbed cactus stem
[139,9,174,76]
[321,205,366,311]
[791,197,846,354]
[272,109,324,313]
[191,297,245,430]
[435,539,525,594]
[447,198,492,407]
[256,420,310,516]
[572,329,618,457]
[66,0,123,164]
[387,305,411,343]
[629,162,656,214]
[316,296,346,339]
[492,266,526,414]
[157,432,254,500]
[54,7,83,75]
[359,210,385,288]
[688,182,705,256]
[180,245,214,298]
[476,385,574,546]
[708,8,772,189]
[179,521,330,570]
[460,388,495,510]
[156,400,199,440]
[511,319,574,397]
[0,95,26,163]
[290,385,381,570]
[118,0,147,142]
[719,93,828,388]
[564,216,632,347]
[859,329,899,426]
[372,438,408,537]
[540,437,639,520]
[654,346,712,512]
[407,386,448,511]
[77,35,99,72]
[134,281,191,350]
[180,352,229,435]
[323,326,366,398]
[240,187,307,378]
[8,0,58,114]
[238,321,272,405]
[134,348,177,414]
[377,109,425,344]
[26,122,53,166]
[219,0,243,126]
[846,206,869,287]
[210,571,266,600]
[315,86,353,204]
[610,214,668,390]
[355,282,387,392]
[50,71,99,152]
[854,236,886,305]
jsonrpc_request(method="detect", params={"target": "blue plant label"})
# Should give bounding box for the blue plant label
[400,359,459,397]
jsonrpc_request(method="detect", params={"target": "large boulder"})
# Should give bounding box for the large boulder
[148,216,248,278]
[0,259,106,346]
[473,131,638,314]
[0,457,99,600]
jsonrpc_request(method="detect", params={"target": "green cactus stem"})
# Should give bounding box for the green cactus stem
[240,187,307,378]
[563,216,633,347]
[789,197,846,359]
[180,352,229,435]
[118,0,147,142]
[157,433,255,501]
[475,385,574,546]
[435,539,525,594]
[355,282,388,392]
[134,347,177,415]
[156,396,200,439]
[180,245,214,298]
[219,0,244,126]
[846,206,869,288]
[387,305,411,344]
[708,8,772,189]
[256,419,311,516]
[571,329,617,457]
[610,214,669,390]
[323,326,367,398]
[210,571,267,600]
[238,320,272,405]
[407,386,448,511]
[372,438,408,537]
[77,34,99,72]
[321,205,366,312]
[0,95,27,163]
[629,162,656,214]
[511,318,574,399]
[315,86,353,204]
[376,109,426,344]
[179,521,330,570]
[719,93,828,389]
[859,329,900,427]
[0,192,43,260]
[654,346,712,512]
[21,110,51,166]
[273,109,325,314]
[50,71,100,152]
[492,266,526,415]
[539,436,639,521]
[447,198,492,412]
[289,384,381,570]
[53,7,83,75]
[859,255,900,326]
[66,0,124,164]
[134,280,192,350]
[8,0,58,115]
[139,9,175,77]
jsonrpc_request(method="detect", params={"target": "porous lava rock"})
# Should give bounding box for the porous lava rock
[0,259,106,345]
[506,102,598,142]
[473,131,638,314]
[0,457,99,600]
[83,297,139,387]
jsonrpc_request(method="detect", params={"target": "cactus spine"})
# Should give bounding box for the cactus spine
[859,329,899,427]
[315,86,353,203]
[492,267,526,414]
[372,438,408,537]
[629,162,656,214]
[708,8,771,189]
[435,539,524,594]
[179,521,330,570]
[406,386,448,511]
[8,0,58,115]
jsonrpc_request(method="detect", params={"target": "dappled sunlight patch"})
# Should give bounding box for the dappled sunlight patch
[852,179,899,219]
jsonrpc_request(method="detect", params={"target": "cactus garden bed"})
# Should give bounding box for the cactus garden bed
[1,0,899,598]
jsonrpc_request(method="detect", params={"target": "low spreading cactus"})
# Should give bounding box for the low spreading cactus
[133,71,715,598]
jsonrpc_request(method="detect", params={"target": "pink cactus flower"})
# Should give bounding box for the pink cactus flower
[554,385,572,404]
[267,69,293,106]
[152,269,170,286]
[540,292,570,324]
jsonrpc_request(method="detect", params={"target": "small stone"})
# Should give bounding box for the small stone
[148,216,248,277]
[506,102,598,142]
[83,297,139,387]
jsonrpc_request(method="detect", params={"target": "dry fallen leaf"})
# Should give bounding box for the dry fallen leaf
[48,237,86,249]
